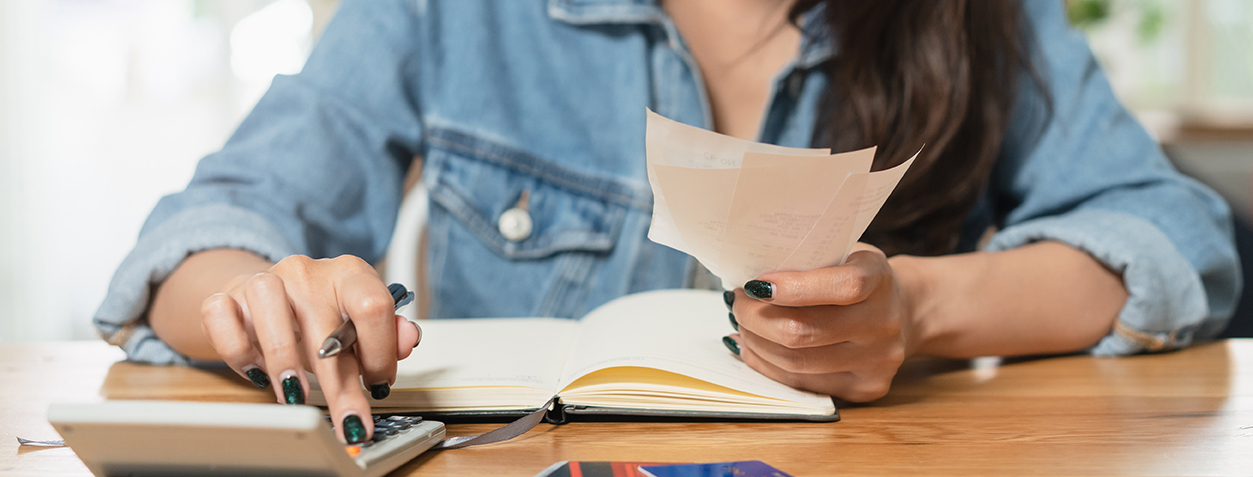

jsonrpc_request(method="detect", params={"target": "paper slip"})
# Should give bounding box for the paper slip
[645,109,916,289]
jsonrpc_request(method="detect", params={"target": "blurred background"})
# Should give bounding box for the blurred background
[0,0,1250,343]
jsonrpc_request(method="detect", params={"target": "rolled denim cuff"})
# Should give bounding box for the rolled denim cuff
[93,204,301,365]
[985,209,1209,356]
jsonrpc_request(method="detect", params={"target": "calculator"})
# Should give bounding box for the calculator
[47,400,445,477]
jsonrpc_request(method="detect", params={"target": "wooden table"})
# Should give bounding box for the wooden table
[3,341,1251,476]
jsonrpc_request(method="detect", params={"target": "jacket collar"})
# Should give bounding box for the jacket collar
[548,0,836,68]
[547,0,667,25]
[795,3,835,70]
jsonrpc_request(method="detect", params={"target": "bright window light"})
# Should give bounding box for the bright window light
[229,0,313,83]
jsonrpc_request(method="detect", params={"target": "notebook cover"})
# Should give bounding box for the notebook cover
[557,404,839,423]
[366,400,838,424]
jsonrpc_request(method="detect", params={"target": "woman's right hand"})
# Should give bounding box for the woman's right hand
[198,254,422,445]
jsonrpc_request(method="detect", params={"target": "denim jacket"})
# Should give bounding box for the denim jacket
[95,0,1240,365]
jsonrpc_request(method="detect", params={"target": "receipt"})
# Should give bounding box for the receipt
[715,148,875,287]
[644,109,828,253]
[645,109,916,290]
[652,165,739,277]
[776,156,916,280]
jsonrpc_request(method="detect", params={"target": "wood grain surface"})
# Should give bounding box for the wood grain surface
[3,340,1251,476]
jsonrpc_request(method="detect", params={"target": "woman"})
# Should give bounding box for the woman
[94,0,1240,445]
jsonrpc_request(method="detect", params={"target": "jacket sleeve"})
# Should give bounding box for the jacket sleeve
[985,0,1241,355]
[93,0,425,364]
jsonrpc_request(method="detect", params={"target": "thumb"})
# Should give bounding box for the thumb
[395,315,422,360]
[745,249,887,307]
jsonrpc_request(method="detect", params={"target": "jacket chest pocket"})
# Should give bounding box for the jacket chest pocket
[421,127,647,318]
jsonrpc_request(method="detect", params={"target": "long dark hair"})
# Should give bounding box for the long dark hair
[791,0,1046,256]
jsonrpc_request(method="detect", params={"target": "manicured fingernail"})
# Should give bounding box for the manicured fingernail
[723,290,735,310]
[412,321,422,348]
[722,336,740,356]
[342,414,367,444]
[728,312,739,332]
[371,382,391,400]
[281,372,304,405]
[744,280,774,300]
[244,367,270,389]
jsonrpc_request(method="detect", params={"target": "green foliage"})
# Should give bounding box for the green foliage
[1067,0,1166,45]
[1136,3,1165,45]
[1068,0,1111,29]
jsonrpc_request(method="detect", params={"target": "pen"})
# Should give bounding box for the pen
[318,283,415,359]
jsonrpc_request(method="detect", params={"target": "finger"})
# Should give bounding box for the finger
[735,326,859,374]
[295,296,376,445]
[336,272,398,399]
[747,249,889,307]
[243,272,307,405]
[734,334,889,402]
[732,292,860,348]
[201,293,270,389]
[396,316,420,360]
[312,342,375,445]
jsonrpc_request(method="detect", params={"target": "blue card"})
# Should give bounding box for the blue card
[638,461,794,477]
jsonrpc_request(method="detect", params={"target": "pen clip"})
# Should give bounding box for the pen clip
[395,291,414,309]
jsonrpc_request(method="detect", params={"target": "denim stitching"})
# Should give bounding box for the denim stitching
[536,251,597,318]
[426,128,652,210]
[428,183,618,258]
[425,153,624,259]
[425,190,451,319]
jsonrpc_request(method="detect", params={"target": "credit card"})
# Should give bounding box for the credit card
[638,461,794,477]
[533,461,669,477]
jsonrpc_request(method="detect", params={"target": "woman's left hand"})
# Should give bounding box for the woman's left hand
[728,243,914,402]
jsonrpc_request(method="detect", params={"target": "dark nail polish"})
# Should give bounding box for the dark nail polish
[722,336,740,356]
[723,290,735,310]
[744,280,774,300]
[282,376,304,405]
[245,368,270,389]
[728,312,739,332]
[371,382,391,400]
[342,415,367,444]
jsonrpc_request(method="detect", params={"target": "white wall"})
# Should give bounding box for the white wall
[0,0,332,343]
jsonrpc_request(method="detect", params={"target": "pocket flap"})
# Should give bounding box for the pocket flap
[424,128,636,259]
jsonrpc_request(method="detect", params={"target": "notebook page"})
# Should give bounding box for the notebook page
[557,289,831,408]
[394,318,578,393]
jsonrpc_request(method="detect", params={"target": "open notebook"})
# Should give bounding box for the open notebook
[310,289,836,423]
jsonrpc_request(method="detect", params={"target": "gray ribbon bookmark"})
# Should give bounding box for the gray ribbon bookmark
[433,397,556,450]
[17,436,66,447]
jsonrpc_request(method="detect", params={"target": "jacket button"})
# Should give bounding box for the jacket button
[498,207,533,242]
